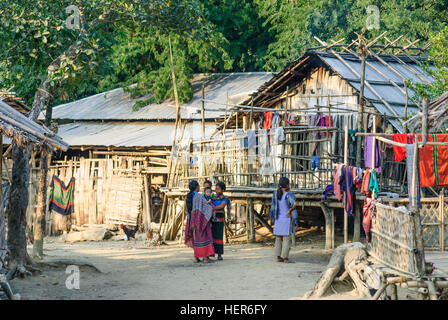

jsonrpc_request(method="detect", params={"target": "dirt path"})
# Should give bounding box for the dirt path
[8,237,332,300]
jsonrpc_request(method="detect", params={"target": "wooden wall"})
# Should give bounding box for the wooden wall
[27,155,167,235]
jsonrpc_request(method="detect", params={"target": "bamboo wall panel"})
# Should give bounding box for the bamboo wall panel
[27,155,164,234]
[369,203,421,276]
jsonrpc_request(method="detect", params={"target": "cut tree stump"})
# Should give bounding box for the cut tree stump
[0,275,20,300]
[304,242,383,299]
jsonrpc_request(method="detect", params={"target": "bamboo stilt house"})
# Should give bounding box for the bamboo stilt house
[29,73,273,234]
[162,35,439,247]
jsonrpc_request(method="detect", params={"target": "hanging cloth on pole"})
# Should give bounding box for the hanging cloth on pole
[48,176,75,215]
[418,133,448,187]
[364,136,381,172]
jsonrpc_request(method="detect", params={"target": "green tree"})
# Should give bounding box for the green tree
[0,0,211,273]
[411,26,448,100]
[258,0,448,71]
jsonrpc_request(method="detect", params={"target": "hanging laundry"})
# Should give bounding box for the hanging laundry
[419,133,448,188]
[259,129,274,175]
[368,169,379,199]
[324,115,334,137]
[48,176,75,215]
[308,114,321,155]
[339,165,356,216]
[362,198,376,243]
[272,112,280,127]
[364,136,381,172]
[263,112,274,129]
[323,185,334,200]
[311,156,320,171]
[272,127,285,172]
[392,133,415,162]
[333,163,344,201]
[361,168,371,196]
[348,129,358,166]
[273,127,285,145]
[353,167,362,189]
[247,130,256,165]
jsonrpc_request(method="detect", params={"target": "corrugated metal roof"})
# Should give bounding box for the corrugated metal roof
[317,52,431,132]
[243,51,433,133]
[48,72,273,121]
[57,121,217,147]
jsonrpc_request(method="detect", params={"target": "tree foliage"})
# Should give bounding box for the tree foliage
[1,0,448,110]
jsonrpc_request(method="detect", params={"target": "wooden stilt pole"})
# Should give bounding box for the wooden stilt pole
[411,138,426,276]
[249,199,255,243]
[353,201,360,242]
[344,124,349,243]
[331,208,335,249]
[245,201,250,243]
[441,193,445,251]
[319,202,333,250]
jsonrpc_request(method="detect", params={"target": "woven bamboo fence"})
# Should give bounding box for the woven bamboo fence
[383,196,448,251]
[369,203,422,276]
[26,157,158,235]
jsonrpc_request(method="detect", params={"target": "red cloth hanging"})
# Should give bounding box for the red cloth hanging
[393,134,407,162]
[263,112,273,129]
[392,133,415,162]
[419,134,448,187]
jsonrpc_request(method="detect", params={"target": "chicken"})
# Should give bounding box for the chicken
[146,228,153,241]
[145,229,167,246]
[120,224,138,244]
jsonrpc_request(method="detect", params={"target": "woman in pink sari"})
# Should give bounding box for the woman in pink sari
[184,180,215,263]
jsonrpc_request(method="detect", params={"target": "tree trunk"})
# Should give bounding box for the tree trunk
[33,101,53,259]
[7,144,31,268]
[32,152,48,259]
[7,74,53,270]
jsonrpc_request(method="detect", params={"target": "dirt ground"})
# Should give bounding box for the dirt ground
[8,230,338,300]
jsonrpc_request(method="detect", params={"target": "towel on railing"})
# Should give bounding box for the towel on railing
[48,175,75,215]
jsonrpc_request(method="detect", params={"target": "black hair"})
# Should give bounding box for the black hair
[187,180,199,216]
[277,177,290,200]
[203,179,212,187]
[216,181,226,192]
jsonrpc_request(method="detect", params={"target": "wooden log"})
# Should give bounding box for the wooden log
[304,242,365,299]
[319,202,334,250]
[253,209,273,234]
[390,283,398,300]
[426,281,438,300]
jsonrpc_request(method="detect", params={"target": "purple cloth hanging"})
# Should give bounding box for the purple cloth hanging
[364,136,381,172]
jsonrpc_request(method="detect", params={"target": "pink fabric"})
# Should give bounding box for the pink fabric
[334,163,343,201]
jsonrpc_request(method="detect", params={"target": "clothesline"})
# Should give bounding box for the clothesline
[355,133,448,146]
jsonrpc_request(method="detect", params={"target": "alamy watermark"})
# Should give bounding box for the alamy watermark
[65,265,80,290]
[65,5,81,30]
[366,5,380,30]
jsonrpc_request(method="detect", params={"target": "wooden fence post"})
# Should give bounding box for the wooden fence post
[440,193,445,251]
[343,124,348,243]
[249,199,255,243]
